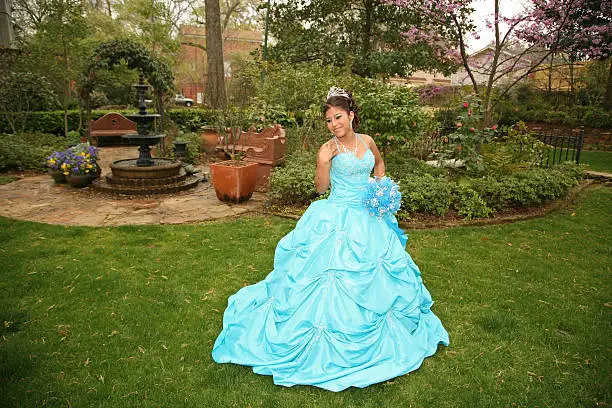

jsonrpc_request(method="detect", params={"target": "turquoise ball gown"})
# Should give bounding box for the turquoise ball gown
[212,135,449,391]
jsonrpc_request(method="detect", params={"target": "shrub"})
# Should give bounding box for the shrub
[166,109,218,132]
[170,132,202,165]
[269,152,318,205]
[0,133,70,171]
[397,174,453,217]
[469,163,583,210]
[483,122,548,177]
[453,185,494,219]
[384,150,445,180]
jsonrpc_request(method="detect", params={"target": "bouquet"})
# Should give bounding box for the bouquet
[363,176,402,218]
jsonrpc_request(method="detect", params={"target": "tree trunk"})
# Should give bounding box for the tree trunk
[205,0,227,109]
[604,58,612,111]
[482,0,501,126]
[569,59,575,106]
[354,0,374,77]
[547,53,554,93]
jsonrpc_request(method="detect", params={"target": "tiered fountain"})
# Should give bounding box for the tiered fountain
[93,75,200,195]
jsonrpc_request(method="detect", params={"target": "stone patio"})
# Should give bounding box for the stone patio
[0,147,265,226]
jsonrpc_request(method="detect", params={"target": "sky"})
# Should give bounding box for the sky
[468,0,528,52]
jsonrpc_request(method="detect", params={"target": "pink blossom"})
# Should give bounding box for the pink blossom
[456,122,462,128]
[463,102,468,108]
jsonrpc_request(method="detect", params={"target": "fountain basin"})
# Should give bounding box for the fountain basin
[110,158,181,179]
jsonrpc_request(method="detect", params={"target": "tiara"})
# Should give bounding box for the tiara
[326,86,350,101]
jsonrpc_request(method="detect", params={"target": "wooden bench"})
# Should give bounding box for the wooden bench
[89,113,137,146]
[217,124,286,190]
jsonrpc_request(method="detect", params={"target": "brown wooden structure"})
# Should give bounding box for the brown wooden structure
[89,113,137,146]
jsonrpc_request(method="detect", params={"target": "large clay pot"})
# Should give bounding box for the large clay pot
[209,160,259,203]
[200,126,220,154]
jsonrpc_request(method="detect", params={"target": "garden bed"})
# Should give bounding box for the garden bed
[264,180,596,229]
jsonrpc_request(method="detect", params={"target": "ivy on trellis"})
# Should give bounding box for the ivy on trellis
[80,39,174,139]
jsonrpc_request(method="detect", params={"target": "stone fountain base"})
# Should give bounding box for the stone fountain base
[93,158,201,195]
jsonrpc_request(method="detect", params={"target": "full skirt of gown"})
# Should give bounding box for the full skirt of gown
[212,146,449,392]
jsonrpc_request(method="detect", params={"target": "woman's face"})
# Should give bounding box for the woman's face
[325,105,354,139]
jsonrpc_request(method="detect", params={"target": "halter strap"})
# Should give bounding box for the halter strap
[355,133,368,150]
[332,136,341,151]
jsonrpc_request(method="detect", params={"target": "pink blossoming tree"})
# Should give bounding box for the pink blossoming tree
[385,0,612,122]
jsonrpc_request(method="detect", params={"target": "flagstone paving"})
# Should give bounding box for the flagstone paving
[0,147,265,226]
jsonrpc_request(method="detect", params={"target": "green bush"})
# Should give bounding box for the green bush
[269,152,318,205]
[0,109,221,135]
[469,163,583,210]
[166,109,218,132]
[398,174,453,217]
[453,185,494,219]
[384,150,444,180]
[170,132,202,165]
[0,133,70,171]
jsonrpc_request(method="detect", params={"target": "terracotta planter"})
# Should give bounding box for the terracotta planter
[200,127,220,154]
[210,160,259,203]
[48,170,67,184]
[67,174,93,188]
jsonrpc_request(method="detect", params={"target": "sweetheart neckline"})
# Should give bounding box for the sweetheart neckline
[334,148,373,162]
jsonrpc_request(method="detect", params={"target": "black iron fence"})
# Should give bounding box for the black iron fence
[534,127,584,167]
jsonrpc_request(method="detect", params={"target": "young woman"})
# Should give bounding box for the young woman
[212,87,449,391]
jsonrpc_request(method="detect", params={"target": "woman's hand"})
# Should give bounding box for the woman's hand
[314,140,338,193]
[318,140,339,163]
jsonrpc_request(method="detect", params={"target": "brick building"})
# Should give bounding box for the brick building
[175,25,263,104]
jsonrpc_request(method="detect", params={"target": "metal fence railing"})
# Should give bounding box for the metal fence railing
[534,127,584,167]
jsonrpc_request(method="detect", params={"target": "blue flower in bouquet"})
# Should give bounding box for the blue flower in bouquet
[363,176,402,218]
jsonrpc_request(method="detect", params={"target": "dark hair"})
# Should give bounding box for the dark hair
[324,91,361,130]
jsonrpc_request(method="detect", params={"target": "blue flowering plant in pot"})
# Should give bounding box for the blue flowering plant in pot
[61,144,101,188]
[46,151,68,183]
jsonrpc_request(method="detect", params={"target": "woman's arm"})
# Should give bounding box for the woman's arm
[314,140,338,193]
[365,134,385,178]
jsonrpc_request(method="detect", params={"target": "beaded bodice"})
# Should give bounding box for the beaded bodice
[328,134,375,205]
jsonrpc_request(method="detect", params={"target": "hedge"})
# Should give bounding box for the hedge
[0,108,219,135]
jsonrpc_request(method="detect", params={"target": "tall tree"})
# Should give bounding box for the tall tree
[266,0,469,78]
[205,0,227,108]
[21,0,90,135]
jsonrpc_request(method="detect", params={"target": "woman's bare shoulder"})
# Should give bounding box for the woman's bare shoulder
[359,133,376,146]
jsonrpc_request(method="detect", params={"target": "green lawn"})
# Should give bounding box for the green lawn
[579,150,612,173]
[1,187,611,407]
[0,176,20,185]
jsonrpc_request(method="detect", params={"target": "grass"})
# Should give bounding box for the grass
[579,150,612,173]
[1,186,611,407]
[543,148,612,173]
[0,176,20,185]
